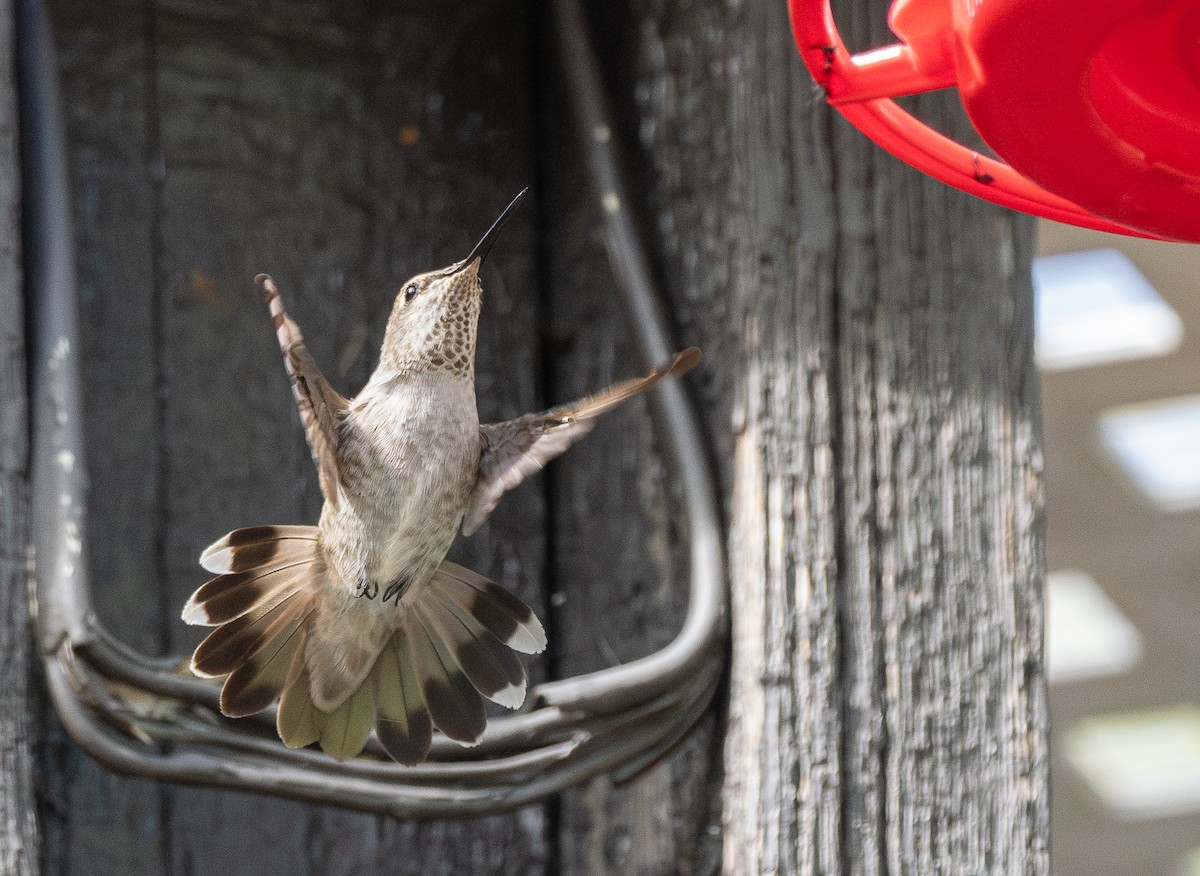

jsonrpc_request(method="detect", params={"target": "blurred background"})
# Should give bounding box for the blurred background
[1039,220,1200,876]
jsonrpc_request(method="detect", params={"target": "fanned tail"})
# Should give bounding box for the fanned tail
[186,532,547,765]
[274,561,547,765]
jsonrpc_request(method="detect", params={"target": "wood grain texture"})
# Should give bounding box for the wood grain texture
[614,0,1050,872]
[44,0,547,873]
[0,0,39,871]
[614,4,842,871]
[39,1,169,872]
[536,14,719,869]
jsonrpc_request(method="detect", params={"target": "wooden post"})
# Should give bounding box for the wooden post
[602,0,1050,872]
[0,0,39,869]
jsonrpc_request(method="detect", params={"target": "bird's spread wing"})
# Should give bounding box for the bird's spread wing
[462,347,700,535]
[258,274,349,507]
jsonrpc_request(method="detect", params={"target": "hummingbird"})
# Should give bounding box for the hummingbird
[181,189,700,764]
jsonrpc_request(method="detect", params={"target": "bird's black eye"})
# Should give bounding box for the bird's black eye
[404,283,418,303]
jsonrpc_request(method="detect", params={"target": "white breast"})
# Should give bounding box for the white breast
[325,371,480,589]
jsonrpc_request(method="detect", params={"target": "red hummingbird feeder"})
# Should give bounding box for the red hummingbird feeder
[789,0,1200,243]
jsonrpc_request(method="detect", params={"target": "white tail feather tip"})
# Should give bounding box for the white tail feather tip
[508,614,547,655]
[180,598,209,626]
[199,545,233,574]
[489,680,527,710]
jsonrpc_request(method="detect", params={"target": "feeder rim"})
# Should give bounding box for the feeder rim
[787,0,1169,240]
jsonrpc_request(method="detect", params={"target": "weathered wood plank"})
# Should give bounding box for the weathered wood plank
[569,1,838,872]
[616,0,1050,872]
[0,0,39,871]
[149,1,546,873]
[41,1,169,872]
[537,10,719,871]
[618,6,844,871]
[838,148,1048,875]
[46,0,548,873]
[833,6,1048,871]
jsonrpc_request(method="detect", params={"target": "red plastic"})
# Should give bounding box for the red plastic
[788,0,1200,242]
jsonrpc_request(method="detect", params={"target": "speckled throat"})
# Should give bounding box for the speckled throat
[375,190,527,378]
[378,266,481,376]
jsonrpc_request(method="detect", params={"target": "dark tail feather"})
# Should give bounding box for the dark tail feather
[220,600,312,717]
[185,525,320,717]
[185,524,320,628]
[425,585,527,708]
[370,564,544,761]
[183,559,312,627]
[431,561,547,655]
[199,524,319,574]
[406,605,487,745]
[372,632,434,765]
[190,593,304,677]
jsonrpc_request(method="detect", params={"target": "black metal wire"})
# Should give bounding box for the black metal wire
[24,0,728,816]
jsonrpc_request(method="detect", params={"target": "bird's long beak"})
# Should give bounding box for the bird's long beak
[460,188,528,268]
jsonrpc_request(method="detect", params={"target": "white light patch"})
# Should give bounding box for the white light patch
[1180,847,1200,876]
[1064,706,1200,820]
[1046,570,1142,685]
[1100,395,1200,510]
[1033,248,1182,370]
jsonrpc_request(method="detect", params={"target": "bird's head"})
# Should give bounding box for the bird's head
[379,189,527,376]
